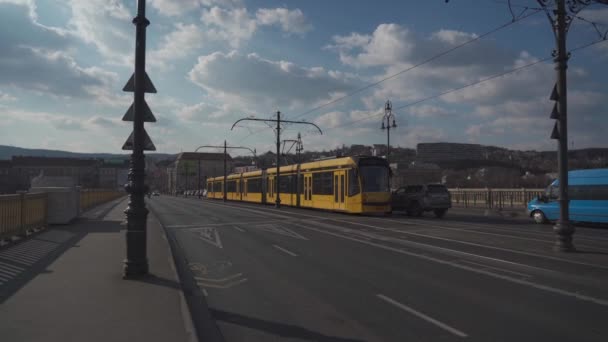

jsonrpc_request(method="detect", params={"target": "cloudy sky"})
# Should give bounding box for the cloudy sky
[1,0,607,155]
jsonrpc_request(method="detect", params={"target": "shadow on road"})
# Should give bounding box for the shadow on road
[0,219,123,304]
[210,309,366,342]
[128,273,182,290]
[575,249,608,256]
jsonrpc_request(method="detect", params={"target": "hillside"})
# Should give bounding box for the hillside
[0,145,175,161]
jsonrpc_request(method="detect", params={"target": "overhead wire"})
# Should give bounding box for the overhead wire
[235,7,543,144]
[289,8,542,121]
[315,37,607,133]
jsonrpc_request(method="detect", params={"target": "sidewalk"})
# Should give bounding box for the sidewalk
[0,198,198,342]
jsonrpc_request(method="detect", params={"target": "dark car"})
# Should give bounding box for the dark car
[391,184,452,217]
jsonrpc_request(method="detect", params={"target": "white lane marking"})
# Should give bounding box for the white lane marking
[254,224,309,240]
[382,217,608,248]
[0,261,23,272]
[291,222,608,307]
[377,294,468,338]
[233,226,246,232]
[168,219,285,229]
[0,267,19,276]
[200,200,293,220]
[191,199,608,271]
[273,244,298,257]
[202,288,208,297]
[328,218,608,271]
[195,273,243,283]
[295,221,552,275]
[194,228,223,249]
[458,259,532,278]
[197,278,248,289]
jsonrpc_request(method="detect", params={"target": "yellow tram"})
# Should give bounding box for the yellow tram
[206,156,391,214]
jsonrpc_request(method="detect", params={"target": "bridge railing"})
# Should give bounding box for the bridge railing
[1,189,124,241]
[448,188,544,209]
[0,192,48,241]
[80,189,125,212]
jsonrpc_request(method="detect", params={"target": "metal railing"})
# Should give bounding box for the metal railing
[80,189,125,212]
[1,189,124,241]
[448,188,544,209]
[0,192,48,240]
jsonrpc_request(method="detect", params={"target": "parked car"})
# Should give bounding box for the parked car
[391,184,452,217]
[527,168,608,224]
[152,191,160,196]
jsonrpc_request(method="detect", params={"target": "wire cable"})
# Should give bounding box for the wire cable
[317,38,607,133]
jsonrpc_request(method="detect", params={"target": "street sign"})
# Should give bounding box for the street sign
[122,129,156,151]
[122,100,157,122]
[122,72,157,93]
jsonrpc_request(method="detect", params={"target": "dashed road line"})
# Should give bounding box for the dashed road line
[458,259,532,278]
[377,294,468,338]
[327,218,608,270]
[291,222,608,307]
[233,226,246,232]
[273,244,298,257]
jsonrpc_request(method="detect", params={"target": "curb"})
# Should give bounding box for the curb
[149,212,199,342]
[147,201,224,342]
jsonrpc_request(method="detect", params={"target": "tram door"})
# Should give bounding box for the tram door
[303,174,313,207]
[334,170,346,210]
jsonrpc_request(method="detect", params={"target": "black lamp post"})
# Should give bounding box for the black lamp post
[381,100,397,189]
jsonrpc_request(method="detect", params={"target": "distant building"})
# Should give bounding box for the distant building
[372,144,387,157]
[234,165,258,173]
[0,160,17,194]
[416,142,485,161]
[168,152,233,194]
[349,144,372,156]
[11,156,101,190]
[98,159,130,189]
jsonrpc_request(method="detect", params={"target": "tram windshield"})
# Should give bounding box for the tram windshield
[360,166,389,192]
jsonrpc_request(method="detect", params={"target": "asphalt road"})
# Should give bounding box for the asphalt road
[148,195,608,342]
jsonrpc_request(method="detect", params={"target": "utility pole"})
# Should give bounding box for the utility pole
[551,0,574,252]
[381,100,397,189]
[120,0,157,278]
[195,143,257,202]
[224,140,227,202]
[231,113,322,208]
[282,132,304,164]
[297,133,303,163]
[536,0,608,251]
[276,112,281,208]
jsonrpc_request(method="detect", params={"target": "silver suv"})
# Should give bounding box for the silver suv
[391,184,452,217]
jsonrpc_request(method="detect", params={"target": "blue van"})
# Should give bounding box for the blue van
[527,168,608,224]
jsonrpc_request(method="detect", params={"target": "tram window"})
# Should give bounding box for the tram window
[247,178,261,192]
[348,169,360,196]
[279,176,291,193]
[313,172,333,195]
[226,181,236,192]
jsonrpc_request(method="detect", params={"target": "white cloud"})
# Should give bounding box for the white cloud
[176,102,228,122]
[150,0,243,16]
[200,6,312,47]
[0,91,17,102]
[0,3,120,99]
[256,8,312,35]
[201,6,257,48]
[67,0,132,65]
[188,51,356,110]
[408,104,450,118]
[328,23,510,69]
[313,111,346,128]
[149,23,206,70]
